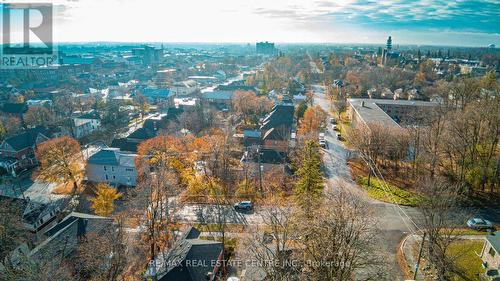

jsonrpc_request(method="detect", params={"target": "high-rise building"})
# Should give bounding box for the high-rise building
[256,41,277,55]
[386,36,392,51]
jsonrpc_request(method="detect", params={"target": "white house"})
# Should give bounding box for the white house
[86,148,138,186]
[72,112,101,139]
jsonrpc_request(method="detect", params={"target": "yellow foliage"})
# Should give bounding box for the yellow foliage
[90,183,122,217]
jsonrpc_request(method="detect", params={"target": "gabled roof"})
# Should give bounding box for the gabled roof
[147,227,223,281]
[262,127,290,141]
[250,148,286,164]
[260,104,294,131]
[87,148,136,167]
[142,88,172,99]
[1,127,50,152]
[30,212,112,262]
[128,127,157,140]
[77,111,100,120]
[110,138,139,153]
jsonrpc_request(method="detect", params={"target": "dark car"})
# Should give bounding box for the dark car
[337,134,344,141]
[234,201,253,211]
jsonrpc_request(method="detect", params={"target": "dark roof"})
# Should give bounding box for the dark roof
[110,138,139,153]
[128,127,157,140]
[148,227,223,281]
[486,231,500,253]
[252,149,286,164]
[262,127,290,141]
[260,104,294,131]
[30,212,112,262]
[1,102,27,114]
[1,127,50,151]
[78,111,100,120]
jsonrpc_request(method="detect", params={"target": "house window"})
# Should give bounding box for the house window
[489,246,496,257]
[111,166,114,172]
[113,175,116,180]
[104,166,107,171]
[105,174,108,180]
[125,168,134,172]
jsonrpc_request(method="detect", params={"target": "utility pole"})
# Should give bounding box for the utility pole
[413,232,427,280]
[257,146,263,194]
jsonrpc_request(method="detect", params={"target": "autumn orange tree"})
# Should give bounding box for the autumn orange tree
[35,136,84,196]
[90,183,122,216]
[297,105,327,136]
[233,90,273,125]
[24,106,55,128]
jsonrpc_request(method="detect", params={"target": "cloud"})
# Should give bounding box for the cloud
[255,0,499,33]
[2,0,498,45]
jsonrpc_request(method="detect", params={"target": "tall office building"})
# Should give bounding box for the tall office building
[256,41,277,55]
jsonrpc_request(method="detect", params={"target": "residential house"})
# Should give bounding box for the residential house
[29,212,112,264]
[142,88,174,106]
[260,103,295,151]
[202,91,234,109]
[71,111,101,139]
[110,119,159,153]
[243,130,262,147]
[170,80,199,97]
[22,198,66,232]
[145,227,224,281]
[86,148,138,186]
[0,127,50,174]
[481,231,500,271]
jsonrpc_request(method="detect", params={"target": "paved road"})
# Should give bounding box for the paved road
[313,85,500,279]
[313,85,421,279]
[176,204,264,225]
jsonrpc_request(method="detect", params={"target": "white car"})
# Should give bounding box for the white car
[467,218,494,230]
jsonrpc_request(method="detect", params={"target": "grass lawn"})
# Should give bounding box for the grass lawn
[447,240,485,281]
[192,223,247,233]
[357,176,424,206]
[440,228,490,236]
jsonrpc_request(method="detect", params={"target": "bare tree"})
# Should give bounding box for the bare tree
[417,178,469,281]
[73,215,128,281]
[299,191,387,281]
[242,196,301,281]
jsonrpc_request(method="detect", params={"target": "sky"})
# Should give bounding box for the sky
[1,0,499,46]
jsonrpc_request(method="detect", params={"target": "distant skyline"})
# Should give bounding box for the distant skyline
[1,0,499,47]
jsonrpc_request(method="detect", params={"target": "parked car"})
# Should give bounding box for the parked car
[332,124,339,131]
[329,117,337,124]
[319,139,327,148]
[467,218,494,230]
[337,134,344,141]
[234,201,253,211]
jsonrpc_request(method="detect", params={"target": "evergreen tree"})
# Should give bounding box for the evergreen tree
[294,140,323,213]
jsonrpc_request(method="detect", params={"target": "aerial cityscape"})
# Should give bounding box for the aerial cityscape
[0,1,499,281]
